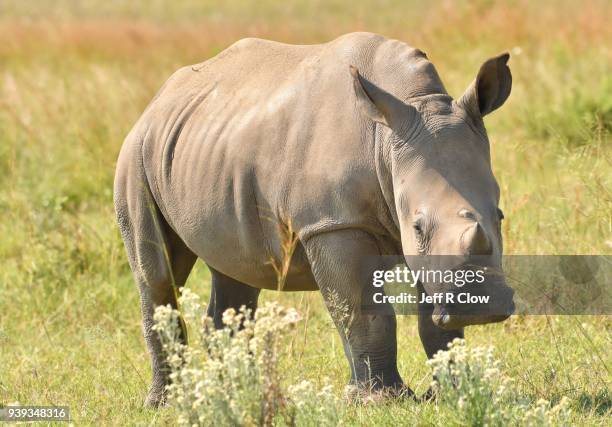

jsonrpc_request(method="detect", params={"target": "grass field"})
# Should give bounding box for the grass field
[0,0,610,425]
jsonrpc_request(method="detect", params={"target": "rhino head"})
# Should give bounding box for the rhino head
[351,53,515,329]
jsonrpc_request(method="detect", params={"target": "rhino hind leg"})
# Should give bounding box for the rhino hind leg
[115,163,197,407]
[206,266,261,329]
[305,230,412,399]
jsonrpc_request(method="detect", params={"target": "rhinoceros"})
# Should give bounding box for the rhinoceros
[114,32,515,406]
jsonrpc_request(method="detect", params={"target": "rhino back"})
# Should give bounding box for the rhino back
[136,32,445,288]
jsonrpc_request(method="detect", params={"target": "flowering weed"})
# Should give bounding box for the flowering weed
[153,288,342,426]
[428,339,572,426]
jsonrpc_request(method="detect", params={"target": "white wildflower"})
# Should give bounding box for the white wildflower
[428,339,572,426]
[153,294,342,426]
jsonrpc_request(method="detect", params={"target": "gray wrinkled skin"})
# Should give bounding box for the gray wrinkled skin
[114,32,514,406]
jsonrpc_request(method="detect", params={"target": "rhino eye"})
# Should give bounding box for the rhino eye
[497,208,505,221]
[413,221,429,254]
[413,222,423,235]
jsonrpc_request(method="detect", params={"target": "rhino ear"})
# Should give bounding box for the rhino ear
[350,65,412,129]
[458,53,512,117]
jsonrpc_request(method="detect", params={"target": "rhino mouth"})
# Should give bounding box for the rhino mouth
[432,310,513,330]
[431,291,515,330]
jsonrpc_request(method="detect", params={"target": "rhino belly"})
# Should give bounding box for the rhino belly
[160,173,318,291]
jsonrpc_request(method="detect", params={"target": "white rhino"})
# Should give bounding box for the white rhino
[114,32,514,406]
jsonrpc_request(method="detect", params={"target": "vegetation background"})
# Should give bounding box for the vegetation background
[0,0,610,424]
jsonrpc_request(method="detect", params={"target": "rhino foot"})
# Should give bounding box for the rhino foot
[144,382,168,408]
[418,387,437,403]
[344,383,415,404]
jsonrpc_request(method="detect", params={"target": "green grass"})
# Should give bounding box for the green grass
[0,0,610,425]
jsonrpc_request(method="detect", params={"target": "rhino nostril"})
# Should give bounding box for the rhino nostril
[441,312,450,324]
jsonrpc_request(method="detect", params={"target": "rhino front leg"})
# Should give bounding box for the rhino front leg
[305,230,411,398]
[417,293,464,358]
[417,282,463,400]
